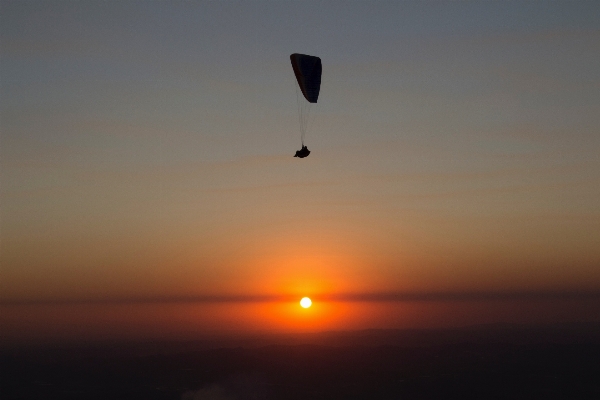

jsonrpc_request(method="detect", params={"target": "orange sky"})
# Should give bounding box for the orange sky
[2,2,600,344]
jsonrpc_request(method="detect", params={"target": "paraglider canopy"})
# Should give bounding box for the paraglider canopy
[290,53,322,103]
[290,53,321,150]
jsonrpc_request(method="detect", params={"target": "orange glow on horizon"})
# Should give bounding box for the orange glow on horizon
[3,297,600,344]
[227,230,386,302]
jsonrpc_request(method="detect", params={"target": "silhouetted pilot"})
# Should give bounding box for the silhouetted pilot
[294,145,310,158]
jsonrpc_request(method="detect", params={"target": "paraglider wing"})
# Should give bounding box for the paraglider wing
[290,53,322,103]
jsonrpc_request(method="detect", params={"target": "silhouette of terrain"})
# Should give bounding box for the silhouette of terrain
[2,324,599,399]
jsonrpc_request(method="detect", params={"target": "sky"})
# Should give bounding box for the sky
[2,1,600,344]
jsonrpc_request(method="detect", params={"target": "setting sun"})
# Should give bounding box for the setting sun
[300,297,312,308]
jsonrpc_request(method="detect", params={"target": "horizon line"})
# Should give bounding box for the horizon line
[3,289,600,306]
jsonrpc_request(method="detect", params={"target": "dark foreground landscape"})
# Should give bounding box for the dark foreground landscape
[2,324,600,400]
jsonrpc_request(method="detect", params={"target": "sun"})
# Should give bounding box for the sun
[300,297,312,308]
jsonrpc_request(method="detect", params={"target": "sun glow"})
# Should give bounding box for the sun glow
[300,297,312,308]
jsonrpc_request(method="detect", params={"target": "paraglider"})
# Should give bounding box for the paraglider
[290,53,321,158]
[294,145,310,158]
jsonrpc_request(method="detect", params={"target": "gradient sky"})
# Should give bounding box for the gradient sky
[2,1,600,343]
